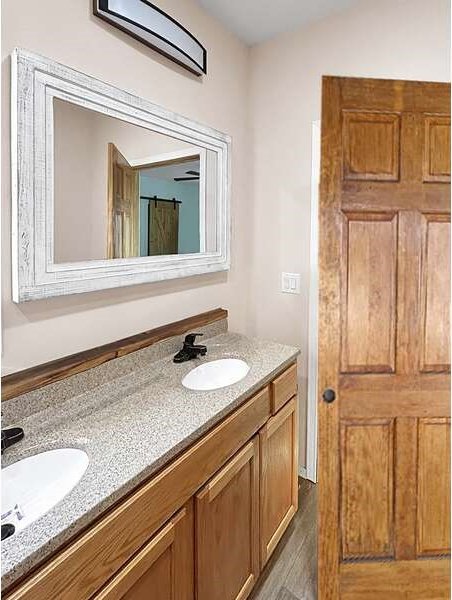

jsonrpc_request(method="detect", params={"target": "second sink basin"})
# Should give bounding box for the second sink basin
[1,448,89,535]
[182,358,250,391]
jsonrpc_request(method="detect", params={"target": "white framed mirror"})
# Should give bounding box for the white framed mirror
[11,48,230,302]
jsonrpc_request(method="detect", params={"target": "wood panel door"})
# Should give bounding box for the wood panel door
[259,396,299,567]
[195,437,260,600]
[93,502,194,600]
[107,143,139,258]
[318,77,451,599]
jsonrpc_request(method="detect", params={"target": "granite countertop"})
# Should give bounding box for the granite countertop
[1,325,299,588]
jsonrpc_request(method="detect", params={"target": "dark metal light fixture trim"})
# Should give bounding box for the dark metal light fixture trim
[93,0,207,76]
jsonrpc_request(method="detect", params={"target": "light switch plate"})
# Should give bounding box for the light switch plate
[281,272,301,294]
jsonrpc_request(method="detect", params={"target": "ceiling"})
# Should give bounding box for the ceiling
[140,159,200,182]
[197,0,356,45]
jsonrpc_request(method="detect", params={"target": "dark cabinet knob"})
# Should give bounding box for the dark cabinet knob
[322,389,336,403]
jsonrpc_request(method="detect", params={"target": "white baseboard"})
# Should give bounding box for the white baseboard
[299,466,308,479]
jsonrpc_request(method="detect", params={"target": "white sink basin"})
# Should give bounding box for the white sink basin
[182,358,250,391]
[1,448,89,534]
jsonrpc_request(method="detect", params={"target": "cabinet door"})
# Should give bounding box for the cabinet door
[260,396,299,566]
[93,502,194,600]
[196,437,260,600]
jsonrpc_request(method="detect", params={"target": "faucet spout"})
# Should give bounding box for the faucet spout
[173,333,207,363]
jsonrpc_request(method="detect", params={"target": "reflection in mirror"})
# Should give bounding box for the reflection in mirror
[138,155,201,257]
[53,98,217,263]
[109,146,201,258]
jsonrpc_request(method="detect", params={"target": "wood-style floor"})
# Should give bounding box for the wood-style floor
[250,479,317,600]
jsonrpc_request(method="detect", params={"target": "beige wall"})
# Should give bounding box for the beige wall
[248,0,450,466]
[1,0,251,373]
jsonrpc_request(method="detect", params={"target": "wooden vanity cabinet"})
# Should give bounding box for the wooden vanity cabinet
[259,396,299,567]
[195,437,260,600]
[4,363,299,600]
[93,502,194,600]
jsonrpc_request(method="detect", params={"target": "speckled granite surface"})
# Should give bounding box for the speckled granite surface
[1,321,299,588]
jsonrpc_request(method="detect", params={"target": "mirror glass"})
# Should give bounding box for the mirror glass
[53,98,218,263]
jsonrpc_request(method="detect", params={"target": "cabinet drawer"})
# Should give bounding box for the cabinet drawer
[270,363,297,414]
[6,386,270,600]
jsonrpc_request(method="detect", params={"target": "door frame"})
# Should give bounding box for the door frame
[306,119,321,483]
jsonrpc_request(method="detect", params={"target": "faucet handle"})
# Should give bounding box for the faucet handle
[184,332,204,346]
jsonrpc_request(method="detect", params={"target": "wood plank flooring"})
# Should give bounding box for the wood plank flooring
[250,479,317,600]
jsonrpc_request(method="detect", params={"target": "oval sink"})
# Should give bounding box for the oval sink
[182,358,250,391]
[1,448,89,535]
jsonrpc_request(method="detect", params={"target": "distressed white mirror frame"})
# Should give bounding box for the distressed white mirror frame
[11,48,231,302]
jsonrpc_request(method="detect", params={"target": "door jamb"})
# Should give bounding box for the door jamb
[306,120,321,483]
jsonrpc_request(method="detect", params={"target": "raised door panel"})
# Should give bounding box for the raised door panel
[259,397,299,566]
[93,503,194,600]
[340,420,394,559]
[343,112,400,181]
[196,438,259,600]
[341,213,397,373]
[420,215,451,372]
[423,116,451,182]
[417,418,451,556]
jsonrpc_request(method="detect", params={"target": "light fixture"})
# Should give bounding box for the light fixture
[93,0,207,76]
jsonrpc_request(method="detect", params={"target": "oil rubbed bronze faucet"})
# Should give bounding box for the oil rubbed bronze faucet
[173,333,207,363]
